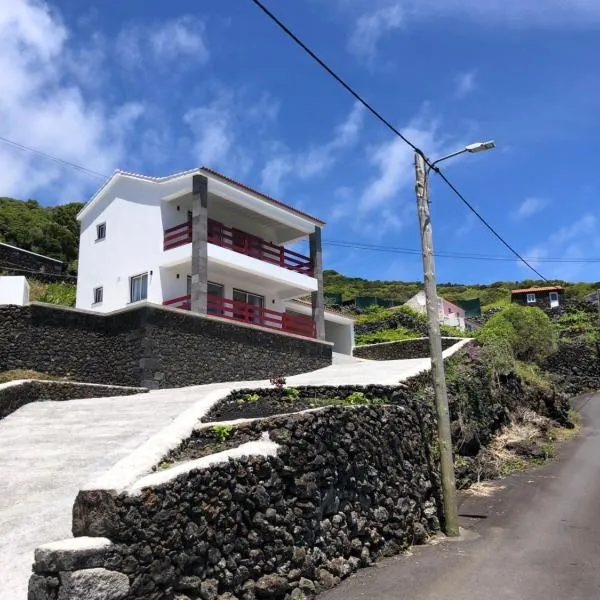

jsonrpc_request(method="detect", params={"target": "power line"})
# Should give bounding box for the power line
[0,135,109,180]
[324,240,600,264]
[249,0,548,281]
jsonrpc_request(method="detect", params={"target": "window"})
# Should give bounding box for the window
[208,282,224,315]
[526,293,536,304]
[93,286,103,305]
[130,273,148,303]
[233,288,264,323]
[96,222,106,240]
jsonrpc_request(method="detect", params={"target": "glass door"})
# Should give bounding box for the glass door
[233,288,264,323]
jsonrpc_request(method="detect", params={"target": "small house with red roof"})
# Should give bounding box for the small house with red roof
[511,285,563,310]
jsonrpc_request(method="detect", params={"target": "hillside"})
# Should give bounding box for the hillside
[0,197,84,273]
[324,270,600,310]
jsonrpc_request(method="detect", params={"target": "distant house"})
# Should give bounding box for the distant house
[511,286,563,309]
[404,290,466,331]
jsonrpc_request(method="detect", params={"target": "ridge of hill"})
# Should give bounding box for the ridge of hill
[0,197,84,273]
[323,270,600,311]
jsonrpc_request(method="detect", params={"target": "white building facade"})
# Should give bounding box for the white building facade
[404,290,466,331]
[76,168,354,354]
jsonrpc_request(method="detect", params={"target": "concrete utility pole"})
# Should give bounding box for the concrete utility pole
[414,151,460,537]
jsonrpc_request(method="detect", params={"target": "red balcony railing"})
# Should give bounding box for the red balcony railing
[163,294,316,338]
[163,218,314,276]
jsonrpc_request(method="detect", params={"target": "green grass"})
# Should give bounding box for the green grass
[355,326,421,346]
[28,280,77,307]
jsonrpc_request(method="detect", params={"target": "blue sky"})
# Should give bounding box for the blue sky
[2,1,600,284]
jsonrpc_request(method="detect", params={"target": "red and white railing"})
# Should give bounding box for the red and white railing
[163,218,314,276]
[163,294,316,338]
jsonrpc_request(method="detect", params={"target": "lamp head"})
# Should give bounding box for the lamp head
[465,140,496,153]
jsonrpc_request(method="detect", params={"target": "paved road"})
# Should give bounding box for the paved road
[321,392,600,600]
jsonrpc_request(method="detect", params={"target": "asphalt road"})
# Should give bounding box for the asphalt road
[321,393,600,600]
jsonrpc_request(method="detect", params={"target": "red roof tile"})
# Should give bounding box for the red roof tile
[511,286,563,294]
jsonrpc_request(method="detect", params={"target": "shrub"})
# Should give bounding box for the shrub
[284,387,300,401]
[269,376,286,389]
[211,424,233,443]
[476,305,557,364]
[35,281,76,307]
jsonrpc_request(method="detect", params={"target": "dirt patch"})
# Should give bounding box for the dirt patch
[201,386,401,423]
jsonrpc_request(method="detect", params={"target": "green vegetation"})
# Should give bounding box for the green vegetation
[476,304,557,364]
[555,309,600,342]
[211,424,234,443]
[0,370,62,384]
[308,392,386,408]
[0,197,84,273]
[324,270,600,309]
[34,281,77,306]
[237,392,260,408]
[284,387,300,401]
[355,326,420,345]
[158,460,174,470]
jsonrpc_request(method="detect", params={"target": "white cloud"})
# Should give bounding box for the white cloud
[261,102,365,194]
[185,90,278,178]
[340,0,600,28]
[117,16,209,71]
[0,0,144,202]
[359,117,450,213]
[454,70,476,98]
[347,4,403,62]
[523,214,599,280]
[512,197,549,220]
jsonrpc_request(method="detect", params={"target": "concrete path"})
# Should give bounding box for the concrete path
[321,392,600,600]
[0,384,230,600]
[0,344,468,598]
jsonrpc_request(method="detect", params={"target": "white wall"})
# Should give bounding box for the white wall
[324,320,354,355]
[77,174,318,314]
[0,276,29,305]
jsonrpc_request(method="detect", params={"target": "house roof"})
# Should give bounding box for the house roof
[511,286,564,294]
[77,167,325,226]
[442,298,466,313]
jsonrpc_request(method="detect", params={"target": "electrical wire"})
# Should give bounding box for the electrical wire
[0,135,109,180]
[249,0,549,281]
[324,240,600,264]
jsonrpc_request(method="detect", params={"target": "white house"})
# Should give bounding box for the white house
[75,167,355,354]
[404,290,466,331]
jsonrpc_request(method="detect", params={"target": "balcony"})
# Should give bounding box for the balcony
[163,294,316,339]
[163,219,314,276]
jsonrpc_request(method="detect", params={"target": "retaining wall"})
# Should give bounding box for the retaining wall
[29,403,441,600]
[0,303,332,389]
[353,337,461,361]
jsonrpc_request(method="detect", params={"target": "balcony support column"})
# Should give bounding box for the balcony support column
[309,226,326,340]
[191,174,208,315]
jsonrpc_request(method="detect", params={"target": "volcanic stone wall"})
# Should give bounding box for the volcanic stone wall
[30,403,441,600]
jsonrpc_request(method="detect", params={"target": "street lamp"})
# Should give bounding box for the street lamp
[430,140,496,170]
[413,140,495,537]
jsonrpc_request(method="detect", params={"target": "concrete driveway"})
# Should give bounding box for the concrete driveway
[0,348,464,599]
[321,392,600,600]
